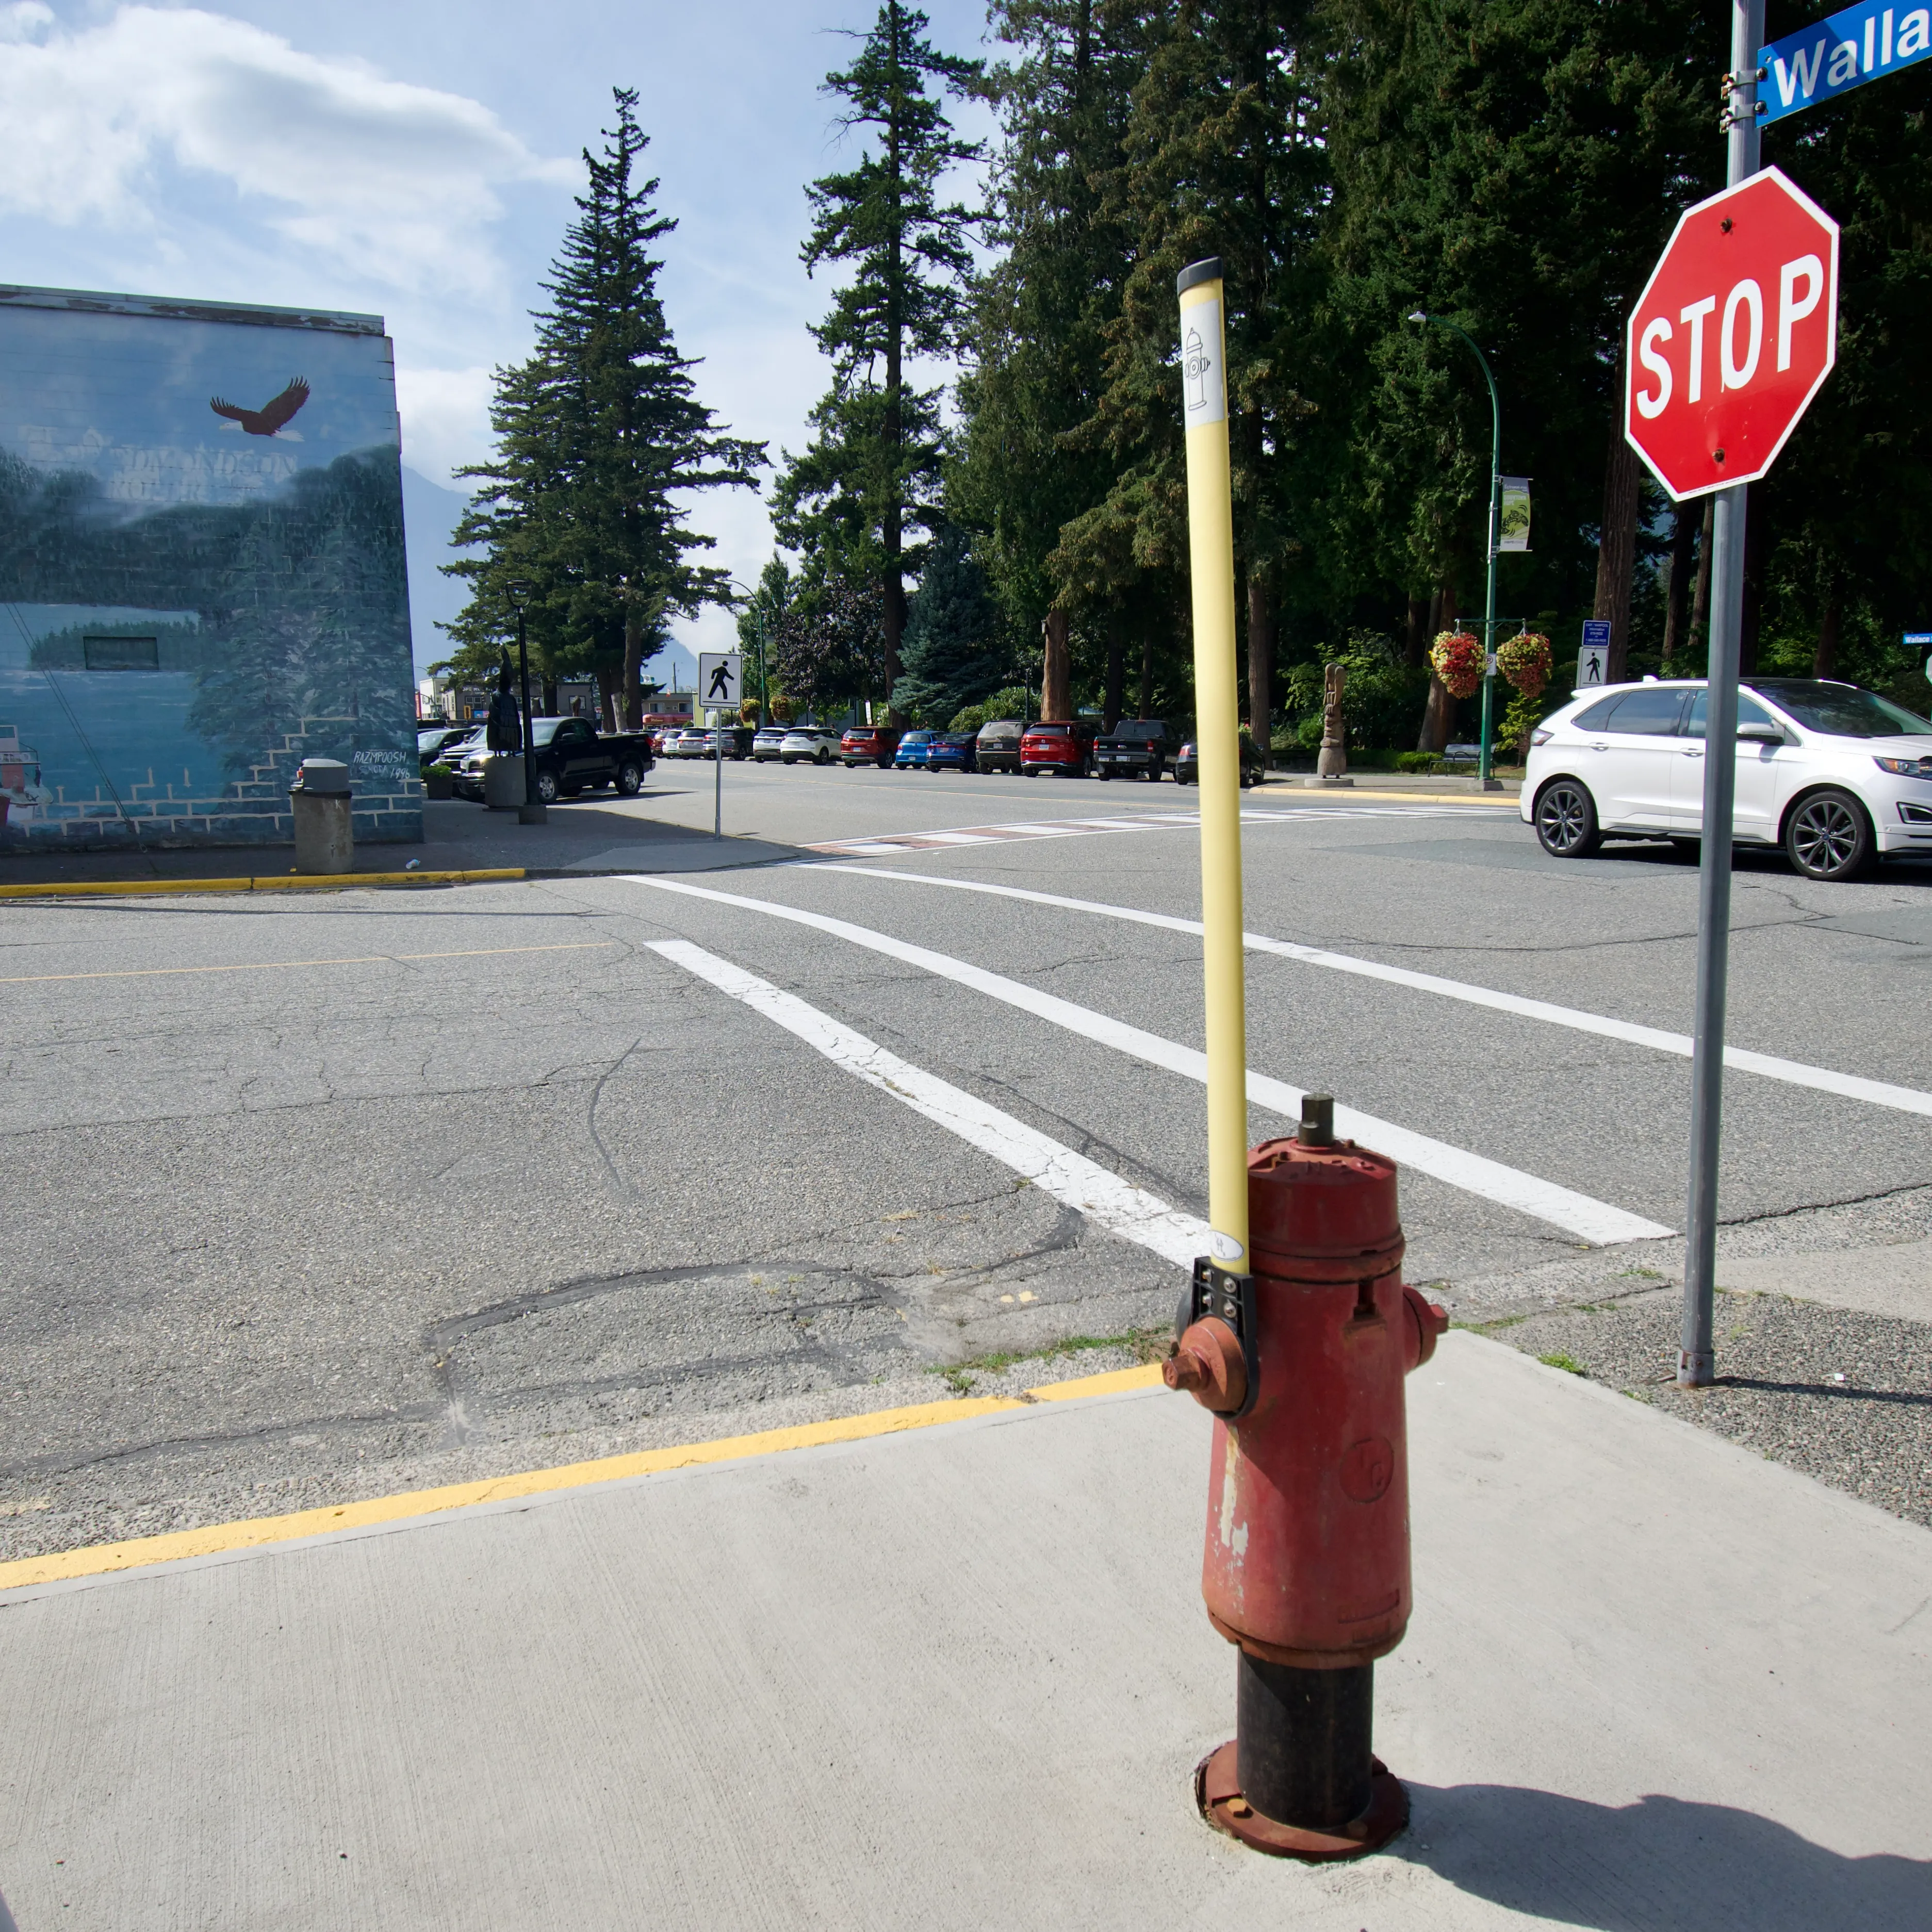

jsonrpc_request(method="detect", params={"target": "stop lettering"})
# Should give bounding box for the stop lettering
[1624,167,1840,502]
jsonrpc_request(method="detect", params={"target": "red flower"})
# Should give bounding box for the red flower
[1497,631,1552,699]
[1429,630,1484,700]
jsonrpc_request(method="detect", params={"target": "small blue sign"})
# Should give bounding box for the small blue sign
[1760,3,1932,125]
[1582,620,1612,650]
[1906,632,1932,645]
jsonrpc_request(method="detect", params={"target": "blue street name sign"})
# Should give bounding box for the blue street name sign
[1760,2,1932,124]
[1906,632,1932,645]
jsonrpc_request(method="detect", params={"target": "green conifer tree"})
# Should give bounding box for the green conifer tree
[772,5,985,718]
[891,523,1006,722]
[447,89,764,726]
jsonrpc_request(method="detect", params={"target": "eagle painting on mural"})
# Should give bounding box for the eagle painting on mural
[209,377,310,437]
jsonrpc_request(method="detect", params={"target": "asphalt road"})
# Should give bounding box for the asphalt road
[6,764,1932,1558]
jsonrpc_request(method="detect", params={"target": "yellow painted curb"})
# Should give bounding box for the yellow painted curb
[0,1365,1166,1593]
[0,868,524,901]
[1028,1363,1165,1403]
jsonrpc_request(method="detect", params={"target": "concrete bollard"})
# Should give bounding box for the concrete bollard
[483,753,525,811]
[289,759,354,874]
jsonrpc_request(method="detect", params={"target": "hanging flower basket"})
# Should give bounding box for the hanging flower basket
[1429,630,1484,700]
[1496,630,1552,699]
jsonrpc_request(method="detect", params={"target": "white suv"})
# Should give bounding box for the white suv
[1522,677,1932,882]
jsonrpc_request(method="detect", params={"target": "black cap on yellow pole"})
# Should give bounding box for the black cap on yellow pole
[1176,256,1248,1276]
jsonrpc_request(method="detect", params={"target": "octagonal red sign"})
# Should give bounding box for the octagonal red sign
[1624,167,1839,503]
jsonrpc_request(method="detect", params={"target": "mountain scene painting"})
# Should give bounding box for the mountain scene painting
[0,288,419,848]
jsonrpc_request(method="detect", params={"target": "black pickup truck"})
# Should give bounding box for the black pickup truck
[1094,717,1174,781]
[450,717,653,805]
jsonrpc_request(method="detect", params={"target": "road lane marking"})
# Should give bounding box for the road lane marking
[803,803,1469,857]
[0,942,615,987]
[652,938,1208,1268]
[830,867,1932,1125]
[627,876,1671,1245]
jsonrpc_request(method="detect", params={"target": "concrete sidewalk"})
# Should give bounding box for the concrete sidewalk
[0,795,795,891]
[1,1334,1926,1930]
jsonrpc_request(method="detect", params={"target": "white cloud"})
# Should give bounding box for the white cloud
[392,363,495,487]
[0,5,566,299]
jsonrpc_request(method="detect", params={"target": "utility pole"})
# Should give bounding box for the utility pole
[1680,0,1765,1387]
[505,579,544,826]
[1410,312,1503,789]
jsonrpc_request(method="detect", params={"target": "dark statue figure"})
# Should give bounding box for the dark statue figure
[485,657,522,754]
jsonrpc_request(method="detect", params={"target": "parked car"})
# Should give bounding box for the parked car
[752,724,791,761]
[418,724,474,772]
[924,730,978,773]
[1094,718,1173,782]
[1524,676,1932,882]
[1020,719,1100,777]
[894,730,937,769]
[976,719,1024,774]
[451,716,653,804]
[842,725,902,768]
[1172,735,1265,787]
[669,725,755,760]
[780,726,842,765]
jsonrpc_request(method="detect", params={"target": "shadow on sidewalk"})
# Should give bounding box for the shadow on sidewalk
[1404,1784,1929,1929]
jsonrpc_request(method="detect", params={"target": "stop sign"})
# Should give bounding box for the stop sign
[1624,167,1839,502]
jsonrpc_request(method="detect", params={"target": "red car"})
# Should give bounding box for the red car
[841,725,902,768]
[1020,719,1099,777]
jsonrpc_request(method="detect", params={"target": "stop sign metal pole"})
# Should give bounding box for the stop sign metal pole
[1680,0,1765,1387]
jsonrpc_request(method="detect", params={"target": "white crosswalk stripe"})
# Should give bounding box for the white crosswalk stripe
[804,803,1470,857]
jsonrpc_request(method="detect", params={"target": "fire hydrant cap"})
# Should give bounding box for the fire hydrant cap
[1248,1135,1403,1276]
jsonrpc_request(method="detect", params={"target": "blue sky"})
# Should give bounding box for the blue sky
[0,0,998,665]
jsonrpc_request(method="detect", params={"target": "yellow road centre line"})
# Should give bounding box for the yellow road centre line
[0,1366,1166,1593]
[0,942,614,986]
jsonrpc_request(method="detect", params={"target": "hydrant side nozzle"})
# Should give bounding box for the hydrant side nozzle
[1402,1284,1450,1369]
[1164,1317,1248,1413]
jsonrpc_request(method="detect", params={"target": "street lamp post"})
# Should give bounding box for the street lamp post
[724,579,769,729]
[1409,313,1503,790]
[504,579,545,825]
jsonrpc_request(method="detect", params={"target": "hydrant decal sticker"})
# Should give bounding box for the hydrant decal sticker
[1339,1436,1396,1504]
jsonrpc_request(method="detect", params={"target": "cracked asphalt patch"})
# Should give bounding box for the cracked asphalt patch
[1487,1288,1932,1530]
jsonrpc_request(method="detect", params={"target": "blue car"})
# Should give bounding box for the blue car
[894,730,936,769]
[923,731,978,773]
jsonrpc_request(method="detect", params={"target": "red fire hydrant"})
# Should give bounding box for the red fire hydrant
[1165,1093,1447,1860]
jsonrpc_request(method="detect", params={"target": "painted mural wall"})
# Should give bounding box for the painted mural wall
[0,286,420,848]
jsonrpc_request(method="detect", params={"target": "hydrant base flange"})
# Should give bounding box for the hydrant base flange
[1196,1741,1408,1862]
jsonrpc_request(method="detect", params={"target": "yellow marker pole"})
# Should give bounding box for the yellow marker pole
[1177,256,1248,1274]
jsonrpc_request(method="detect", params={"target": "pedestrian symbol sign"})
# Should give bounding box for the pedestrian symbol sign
[1577,620,1611,690]
[698,652,743,712]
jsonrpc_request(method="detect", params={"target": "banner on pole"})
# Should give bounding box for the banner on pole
[1498,478,1531,552]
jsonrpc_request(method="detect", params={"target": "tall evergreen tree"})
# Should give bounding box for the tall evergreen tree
[891,523,1006,722]
[952,2,1157,724]
[772,5,985,717]
[446,89,764,726]
[1320,0,1716,730]
[1051,2,1334,755]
